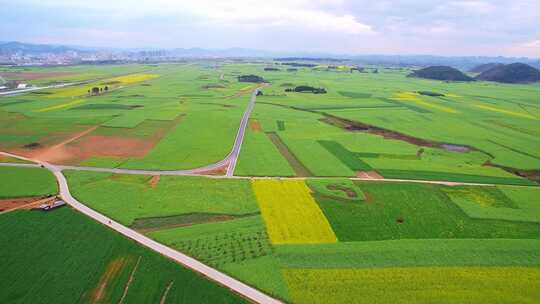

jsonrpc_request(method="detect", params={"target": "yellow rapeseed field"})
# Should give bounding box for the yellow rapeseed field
[284,267,540,304]
[44,73,159,98]
[474,103,536,119]
[107,73,159,84]
[252,179,337,244]
[392,92,458,113]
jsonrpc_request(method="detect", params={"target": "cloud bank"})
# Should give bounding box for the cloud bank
[1,0,539,57]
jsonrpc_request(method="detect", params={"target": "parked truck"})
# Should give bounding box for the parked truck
[40,200,66,211]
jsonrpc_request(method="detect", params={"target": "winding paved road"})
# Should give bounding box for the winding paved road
[0,152,282,304]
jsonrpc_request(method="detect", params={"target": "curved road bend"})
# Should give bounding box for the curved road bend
[0,152,282,304]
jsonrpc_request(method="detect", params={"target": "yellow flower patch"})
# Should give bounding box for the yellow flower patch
[391,91,458,113]
[252,179,337,244]
[284,267,540,304]
[474,104,536,119]
[107,73,159,84]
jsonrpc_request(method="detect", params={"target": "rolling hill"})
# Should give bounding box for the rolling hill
[469,63,504,73]
[408,66,474,81]
[475,63,540,83]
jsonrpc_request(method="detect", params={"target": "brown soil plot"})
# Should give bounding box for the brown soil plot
[249,119,262,132]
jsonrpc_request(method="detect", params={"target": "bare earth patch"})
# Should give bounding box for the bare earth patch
[249,119,262,132]
[357,171,384,179]
[196,164,228,176]
[12,126,98,163]
[17,134,155,165]
[147,175,160,188]
[0,196,54,213]
[87,256,133,303]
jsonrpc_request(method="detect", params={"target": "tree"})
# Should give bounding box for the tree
[91,87,100,95]
[104,86,109,92]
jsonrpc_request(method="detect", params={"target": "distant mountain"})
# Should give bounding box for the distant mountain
[0,41,79,54]
[408,66,474,82]
[469,63,504,73]
[349,55,540,70]
[275,57,348,62]
[1,41,540,67]
[475,63,540,84]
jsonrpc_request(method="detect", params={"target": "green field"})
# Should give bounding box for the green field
[0,208,245,303]
[0,166,57,198]
[65,171,259,226]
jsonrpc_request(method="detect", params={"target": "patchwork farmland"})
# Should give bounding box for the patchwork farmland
[1,61,539,303]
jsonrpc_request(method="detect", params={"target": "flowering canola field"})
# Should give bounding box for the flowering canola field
[252,179,337,244]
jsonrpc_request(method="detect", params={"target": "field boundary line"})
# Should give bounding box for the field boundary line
[0,159,538,188]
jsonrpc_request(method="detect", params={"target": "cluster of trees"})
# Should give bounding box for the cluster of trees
[281,62,317,68]
[285,85,327,94]
[275,57,346,62]
[88,86,109,95]
[238,75,265,83]
[417,91,445,97]
[264,67,280,71]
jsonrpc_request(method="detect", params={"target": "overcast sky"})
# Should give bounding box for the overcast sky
[2,0,539,57]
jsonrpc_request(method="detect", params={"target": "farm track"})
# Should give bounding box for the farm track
[0,155,538,188]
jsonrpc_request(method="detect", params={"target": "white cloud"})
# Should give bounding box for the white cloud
[169,1,374,35]
[507,40,540,57]
[522,40,540,48]
[27,0,373,35]
[447,1,496,13]
[6,0,540,56]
